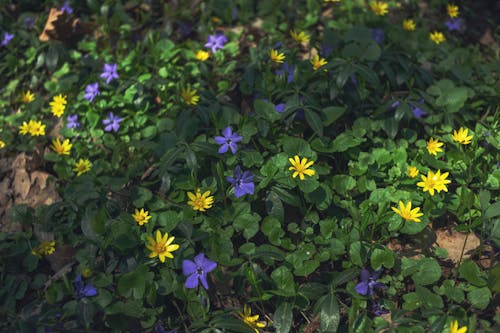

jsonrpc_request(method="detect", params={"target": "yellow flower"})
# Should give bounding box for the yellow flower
[391,201,424,222]
[238,305,266,333]
[269,49,285,63]
[403,19,416,31]
[181,86,200,105]
[132,208,152,226]
[370,1,388,16]
[29,120,46,136]
[146,230,179,263]
[290,30,310,44]
[32,241,56,257]
[426,137,444,156]
[82,268,92,278]
[187,188,214,212]
[311,54,327,71]
[50,138,72,155]
[407,166,419,178]
[449,320,467,333]
[0,140,5,148]
[21,90,35,103]
[417,169,451,196]
[447,4,459,18]
[50,94,67,117]
[289,155,316,180]
[430,31,446,44]
[452,127,473,145]
[195,50,209,61]
[73,158,92,176]
[19,121,31,135]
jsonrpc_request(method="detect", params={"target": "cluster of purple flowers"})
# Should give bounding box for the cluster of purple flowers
[204,32,228,53]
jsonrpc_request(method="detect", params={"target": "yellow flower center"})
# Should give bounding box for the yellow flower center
[154,242,166,254]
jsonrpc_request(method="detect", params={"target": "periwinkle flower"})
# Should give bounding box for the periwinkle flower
[445,18,462,32]
[214,126,242,154]
[275,103,286,113]
[227,166,254,198]
[355,268,387,296]
[66,114,80,129]
[371,302,389,316]
[24,17,36,29]
[155,321,176,333]
[410,104,428,118]
[321,42,334,57]
[84,83,100,102]
[103,112,123,132]
[275,62,295,84]
[182,253,217,289]
[390,100,400,109]
[204,32,228,53]
[100,63,119,84]
[371,28,385,44]
[61,1,73,14]
[1,32,14,46]
[74,274,97,299]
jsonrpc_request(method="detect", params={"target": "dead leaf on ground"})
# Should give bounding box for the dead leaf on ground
[435,228,481,263]
[39,8,92,44]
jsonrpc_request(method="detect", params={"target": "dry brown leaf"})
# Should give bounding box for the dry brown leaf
[13,169,31,200]
[435,229,481,263]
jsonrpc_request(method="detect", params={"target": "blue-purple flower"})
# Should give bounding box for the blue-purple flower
[61,1,73,14]
[275,103,286,113]
[24,17,36,29]
[182,253,217,289]
[371,302,389,316]
[1,32,14,46]
[103,112,123,132]
[321,42,334,58]
[204,32,228,53]
[355,268,387,296]
[66,114,80,129]
[214,126,243,154]
[100,63,119,84]
[410,104,428,118]
[74,274,97,299]
[84,83,100,102]
[154,321,177,333]
[227,166,255,198]
[371,28,385,44]
[275,62,295,84]
[445,18,462,32]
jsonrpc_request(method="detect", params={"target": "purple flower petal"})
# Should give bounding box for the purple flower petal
[199,273,209,289]
[355,281,369,295]
[182,260,197,275]
[185,274,199,289]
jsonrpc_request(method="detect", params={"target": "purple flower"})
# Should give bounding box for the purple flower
[204,32,228,53]
[350,74,358,86]
[214,126,243,154]
[74,275,97,299]
[445,18,462,32]
[390,100,400,109]
[61,1,73,14]
[103,112,123,132]
[24,17,36,29]
[371,302,389,316]
[84,83,100,102]
[227,166,255,198]
[321,42,334,58]
[66,114,80,129]
[182,253,217,289]
[100,63,119,84]
[1,32,14,46]
[371,28,385,44]
[275,103,286,113]
[276,62,295,84]
[154,321,176,333]
[410,104,427,118]
[355,268,387,296]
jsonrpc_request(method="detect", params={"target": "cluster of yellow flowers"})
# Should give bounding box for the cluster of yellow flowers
[19,119,46,136]
[31,240,56,257]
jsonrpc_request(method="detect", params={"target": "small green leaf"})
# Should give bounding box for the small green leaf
[274,302,293,333]
[467,287,492,310]
[320,294,340,332]
[459,260,487,287]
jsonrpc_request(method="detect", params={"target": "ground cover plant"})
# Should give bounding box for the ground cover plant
[0,0,499,332]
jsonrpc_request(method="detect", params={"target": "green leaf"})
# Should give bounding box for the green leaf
[117,266,152,299]
[321,106,346,126]
[484,201,500,219]
[234,213,261,239]
[254,99,281,122]
[262,216,285,246]
[467,286,492,310]
[274,302,293,333]
[406,258,441,286]
[304,109,324,136]
[320,294,340,332]
[459,260,487,287]
[330,132,365,152]
[415,285,443,309]
[370,247,395,270]
[331,175,356,195]
[271,266,296,296]
[349,241,370,266]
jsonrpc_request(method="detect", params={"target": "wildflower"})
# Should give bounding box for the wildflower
[370,1,388,16]
[100,63,119,84]
[155,321,177,333]
[371,302,390,316]
[61,1,73,14]
[32,241,56,257]
[146,230,179,263]
[238,305,266,333]
[391,201,424,222]
[204,32,228,53]
[83,83,100,102]
[132,208,152,226]
[182,253,217,289]
[227,166,255,198]
[452,127,473,145]
[449,320,467,333]
[103,112,123,132]
[371,28,385,44]
[445,18,462,31]
[289,155,316,180]
[195,50,209,61]
[408,166,419,178]
[82,268,92,278]
[19,121,31,135]
[417,169,451,196]
[50,138,72,155]
[73,158,92,176]
[66,114,80,129]
[290,30,310,43]
[275,62,295,83]
[355,268,387,296]
[181,86,200,105]
[29,120,46,136]
[269,49,285,63]
[311,54,327,71]
[411,104,427,118]
[24,17,36,29]
[187,188,214,212]
[214,126,243,154]
[1,32,14,46]
[21,91,35,103]
[0,140,5,148]
[426,137,444,156]
[74,274,98,299]
[447,4,459,18]
[430,31,446,44]
[403,19,416,31]
[50,94,67,117]
[275,103,286,113]
[321,41,335,57]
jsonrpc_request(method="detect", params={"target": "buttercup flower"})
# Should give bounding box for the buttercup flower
[311,54,327,71]
[103,112,123,132]
[227,166,255,198]
[50,94,67,117]
[182,253,217,289]
[269,49,285,63]
[430,31,446,44]
[21,90,35,103]
[238,305,266,333]
[181,86,200,105]
[73,158,92,176]
[204,32,228,53]
[449,320,467,333]
[452,127,473,145]
[417,169,451,196]
[146,230,179,263]
[19,120,46,136]
[32,241,56,257]
[408,166,419,178]
[0,140,5,148]
[187,188,214,212]
[84,83,100,102]
[391,201,423,222]
[195,50,209,61]
[290,30,310,43]
[74,274,98,299]
[214,126,243,154]
[289,155,316,180]
[426,137,444,156]
[19,121,31,135]
[132,208,152,226]
[447,4,459,18]
[100,63,119,84]
[1,32,14,46]
[66,114,80,129]
[445,18,462,31]
[403,19,416,31]
[355,268,387,296]
[370,1,388,16]
[51,138,72,155]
